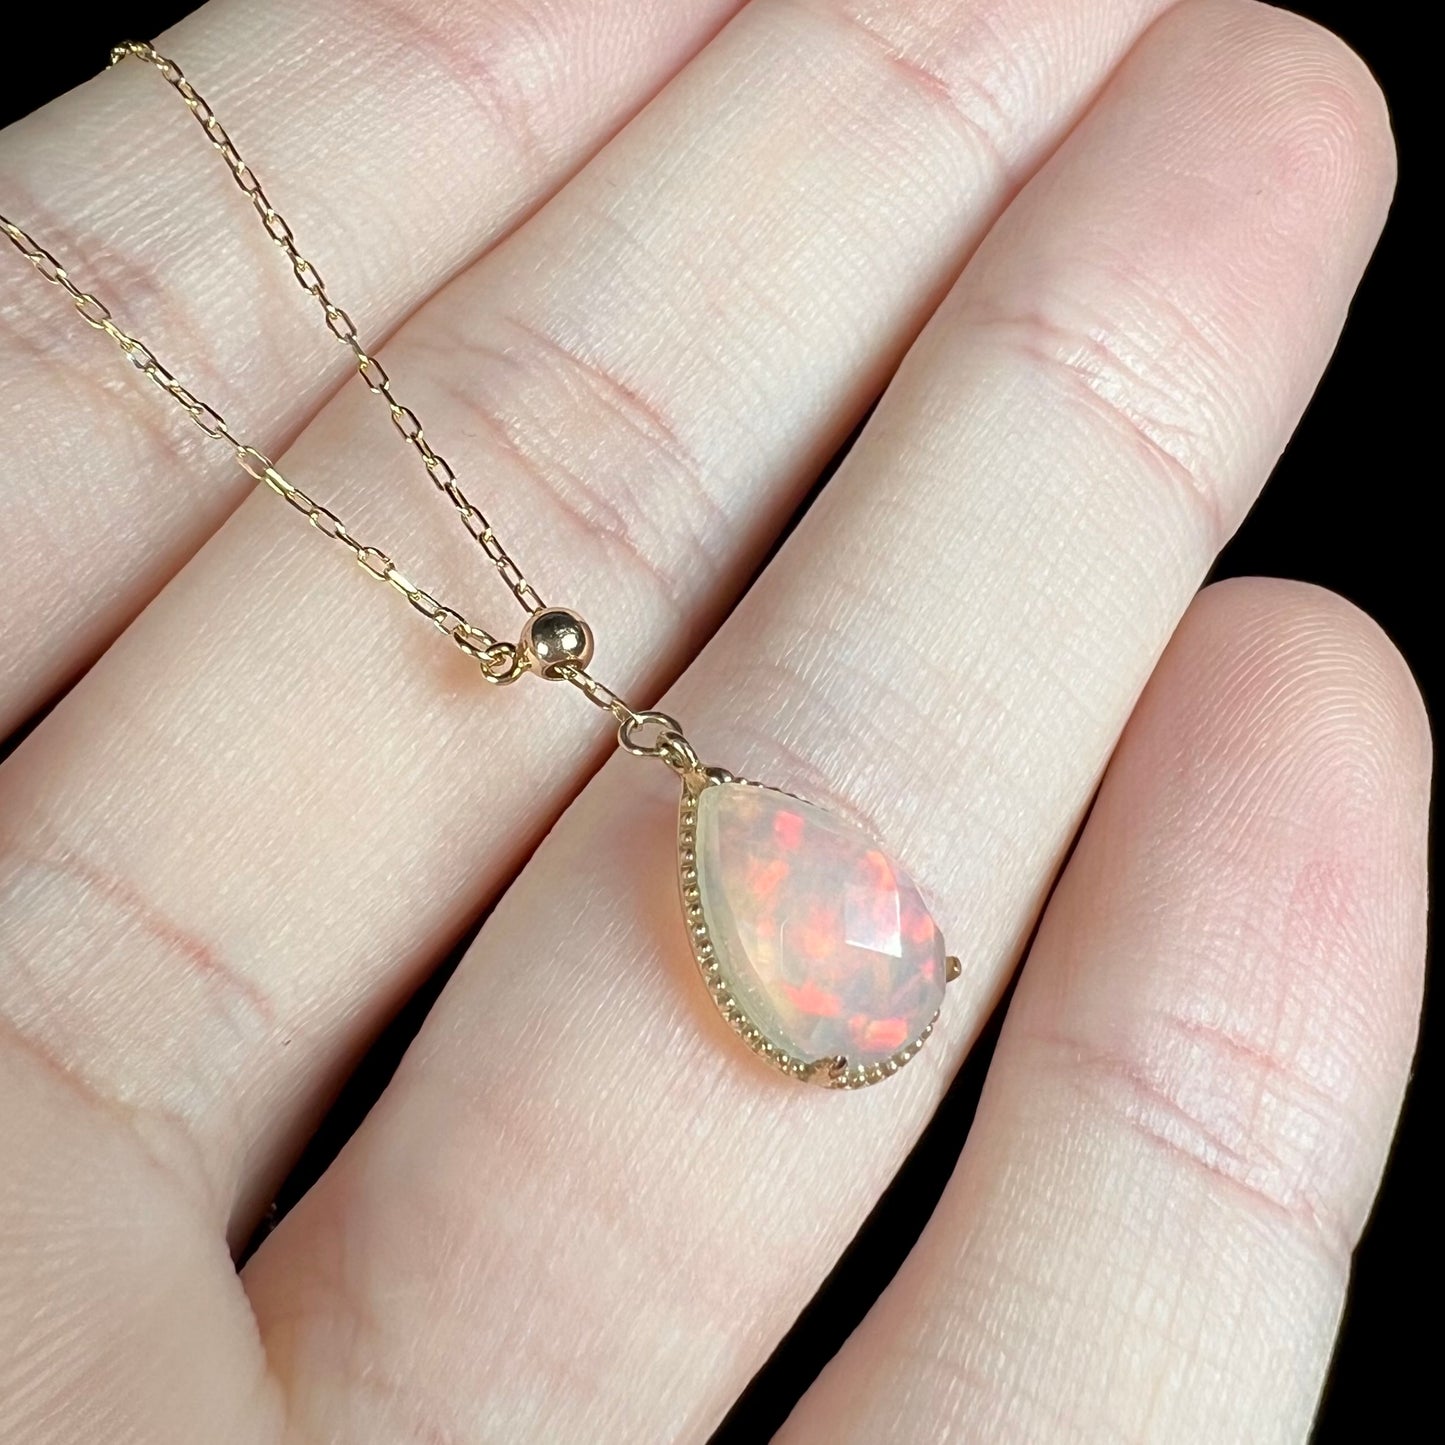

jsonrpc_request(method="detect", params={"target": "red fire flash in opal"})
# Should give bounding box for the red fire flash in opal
[694,783,946,1067]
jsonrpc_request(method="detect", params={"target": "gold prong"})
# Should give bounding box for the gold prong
[945,955,962,983]
[802,1054,849,1088]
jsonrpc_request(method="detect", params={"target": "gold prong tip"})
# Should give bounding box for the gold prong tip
[945,955,962,983]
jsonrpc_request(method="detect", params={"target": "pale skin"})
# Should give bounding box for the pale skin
[0,0,1427,1440]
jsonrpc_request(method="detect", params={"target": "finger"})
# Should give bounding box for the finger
[0,0,742,735]
[0,0,1171,1230]
[242,4,1397,1440]
[775,579,1429,1444]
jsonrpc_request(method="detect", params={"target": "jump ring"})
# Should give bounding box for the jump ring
[617,712,702,775]
[617,710,689,760]
[478,642,526,684]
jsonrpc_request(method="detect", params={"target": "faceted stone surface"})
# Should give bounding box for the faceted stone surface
[694,782,945,1066]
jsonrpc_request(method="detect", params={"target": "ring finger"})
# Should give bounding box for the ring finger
[243,2,1396,1439]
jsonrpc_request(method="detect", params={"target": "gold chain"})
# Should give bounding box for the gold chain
[0,40,682,749]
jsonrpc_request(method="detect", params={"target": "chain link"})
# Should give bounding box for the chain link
[0,210,535,682]
[107,40,546,619]
[1,42,679,738]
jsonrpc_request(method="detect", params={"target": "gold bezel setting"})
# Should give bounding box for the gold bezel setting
[677,768,956,1089]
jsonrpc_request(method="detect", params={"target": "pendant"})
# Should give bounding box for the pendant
[623,712,960,1089]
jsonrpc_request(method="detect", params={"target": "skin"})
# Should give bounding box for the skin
[0,1,1426,1442]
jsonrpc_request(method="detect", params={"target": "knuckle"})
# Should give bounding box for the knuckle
[792,0,1027,169]
[1042,1014,1357,1266]
[964,292,1229,545]
[436,311,717,607]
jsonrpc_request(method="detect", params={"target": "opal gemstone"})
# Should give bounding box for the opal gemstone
[693,782,945,1067]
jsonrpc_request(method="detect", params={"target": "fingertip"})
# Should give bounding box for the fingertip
[1174,576,1431,826]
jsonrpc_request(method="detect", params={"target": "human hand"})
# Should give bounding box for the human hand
[0,1,1425,1441]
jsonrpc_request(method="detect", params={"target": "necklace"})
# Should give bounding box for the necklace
[1,42,962,1088]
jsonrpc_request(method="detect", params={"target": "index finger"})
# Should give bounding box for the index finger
[0,0,741,735]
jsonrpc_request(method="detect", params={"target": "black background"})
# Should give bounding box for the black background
[0,3,1430,1440]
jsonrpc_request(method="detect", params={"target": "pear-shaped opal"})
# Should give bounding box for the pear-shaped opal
[693,782,945,1067]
